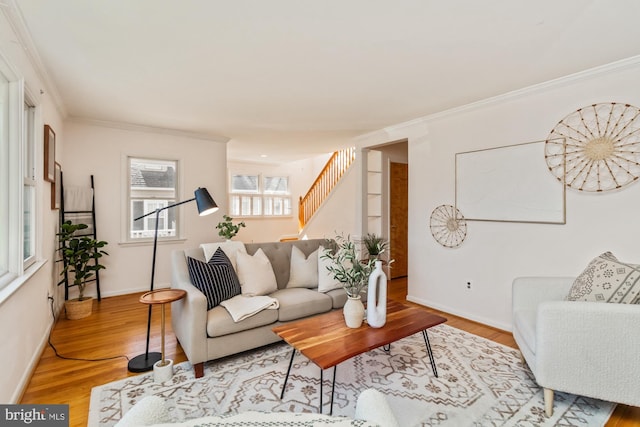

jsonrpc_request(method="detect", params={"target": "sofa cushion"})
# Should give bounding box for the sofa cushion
[325,288,348,309]
[236,248,279,296]
[287,246,319,288]
[206,304,279,338]
[186,249,241,310]
[200,241,246,270]
[271,288,333,321]
[567,252,640,303]
[318,245,344,293]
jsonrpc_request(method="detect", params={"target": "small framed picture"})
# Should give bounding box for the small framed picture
[44,125,56,182]
[51,162,61,210]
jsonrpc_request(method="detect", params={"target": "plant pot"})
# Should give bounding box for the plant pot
[343,295,365,328]
[153,359,174,383]
[65,297,93,320]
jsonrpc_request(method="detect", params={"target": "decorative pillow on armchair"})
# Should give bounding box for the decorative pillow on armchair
[567,251,640,303]
[186,248,242,310]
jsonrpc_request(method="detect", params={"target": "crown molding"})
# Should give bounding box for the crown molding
[355,54,640,143]
[67,116,231,143]
[2,0,67,116]
[423,54,640,123]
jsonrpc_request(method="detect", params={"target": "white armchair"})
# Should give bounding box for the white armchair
[512,276,640,416]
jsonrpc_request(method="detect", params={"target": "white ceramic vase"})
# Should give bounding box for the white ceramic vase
[343,295,365,328]
[366,260,387,328]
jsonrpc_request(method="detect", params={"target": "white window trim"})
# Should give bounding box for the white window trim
[120,154,185,245]
[0,54,43,303]
[229,172,292,218]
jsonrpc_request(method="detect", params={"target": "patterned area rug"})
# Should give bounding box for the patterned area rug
[89,324,614,426]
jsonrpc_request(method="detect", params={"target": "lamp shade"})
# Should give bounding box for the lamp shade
[194,187,218,216]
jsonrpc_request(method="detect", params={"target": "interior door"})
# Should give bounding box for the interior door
[389,162,408,278]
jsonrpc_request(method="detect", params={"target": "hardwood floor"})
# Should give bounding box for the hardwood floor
[20,278,639,426]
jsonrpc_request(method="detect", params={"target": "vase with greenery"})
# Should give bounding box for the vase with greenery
[216,214,246,240]
[57,221,109,319]
[322,234,378,327]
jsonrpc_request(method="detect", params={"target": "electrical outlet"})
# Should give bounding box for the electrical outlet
[466,281,471,290]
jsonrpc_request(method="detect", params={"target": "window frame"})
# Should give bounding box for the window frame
[229,172,292,218]
[124,156,182,243]
[0,56,42,296]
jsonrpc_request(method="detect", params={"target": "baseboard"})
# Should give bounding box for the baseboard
[11,315,57,403]
[406,294,512,332]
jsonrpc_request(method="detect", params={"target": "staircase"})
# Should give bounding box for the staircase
[298,147,356,230]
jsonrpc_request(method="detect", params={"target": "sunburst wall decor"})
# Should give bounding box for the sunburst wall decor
[545,102,640,192]
[430,205,467,248]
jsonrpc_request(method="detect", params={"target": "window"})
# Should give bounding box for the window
[1,58,38,292]
[229,173,291,217]
[23,102,36,268]
[127,157,179,240]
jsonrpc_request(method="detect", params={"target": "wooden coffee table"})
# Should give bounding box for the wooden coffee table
[272,300,447,414]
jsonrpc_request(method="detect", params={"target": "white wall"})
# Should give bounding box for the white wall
[0,9,65,403]
[62,121,228,296]
[302,164,359,240]
[362,58,640,330]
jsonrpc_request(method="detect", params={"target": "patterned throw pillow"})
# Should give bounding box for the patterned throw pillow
[186,248,241,310]
[567,252,640,303]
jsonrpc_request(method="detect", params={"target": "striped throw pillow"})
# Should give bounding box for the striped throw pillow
[186,248,241,310]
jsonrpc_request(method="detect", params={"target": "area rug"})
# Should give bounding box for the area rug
[89,324,615,426]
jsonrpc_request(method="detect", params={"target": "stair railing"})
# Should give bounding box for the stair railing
[298,147,356,230]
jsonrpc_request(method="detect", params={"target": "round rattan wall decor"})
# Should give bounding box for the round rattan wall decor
[429,205,467,248]
[545,102,640,192]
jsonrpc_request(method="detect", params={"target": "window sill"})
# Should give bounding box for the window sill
[118,237,187,248]
[0,259,47,307]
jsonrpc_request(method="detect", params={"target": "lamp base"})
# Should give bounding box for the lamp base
[128,352,162,373]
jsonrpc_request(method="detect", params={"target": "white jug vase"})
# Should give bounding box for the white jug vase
[367,260,387,328]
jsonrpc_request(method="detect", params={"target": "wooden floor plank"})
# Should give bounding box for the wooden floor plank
[19,279,639,426]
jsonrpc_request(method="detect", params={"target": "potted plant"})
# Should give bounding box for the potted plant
[57,221,109,319]
[216,214,246,240]
[322,234,378,328]
[361,233,389,261]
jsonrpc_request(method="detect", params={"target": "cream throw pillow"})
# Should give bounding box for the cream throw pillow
[317,245,344,293]
[567,251,640,303]
[235,248,278,296]
[200,241,247,270]
[287,246,319,288]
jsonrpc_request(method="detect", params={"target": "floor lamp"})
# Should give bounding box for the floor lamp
[128,187,218,373]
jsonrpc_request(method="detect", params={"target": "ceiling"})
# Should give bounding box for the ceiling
[11,0,640,163]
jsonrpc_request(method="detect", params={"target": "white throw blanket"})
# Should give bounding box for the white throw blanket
[220,295,279,322]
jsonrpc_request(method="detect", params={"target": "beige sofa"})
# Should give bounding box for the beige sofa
[171,239,347,378]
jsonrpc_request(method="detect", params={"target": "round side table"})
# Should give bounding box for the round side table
[139,288,186,380]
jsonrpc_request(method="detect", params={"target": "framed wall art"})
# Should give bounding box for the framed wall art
[44,124,56,182]
[455,139,566,224]
[51,162,61,210]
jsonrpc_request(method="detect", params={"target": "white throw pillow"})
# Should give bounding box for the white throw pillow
[200,241,247,270]
[317,245,344,293]
[235,248,279,296]
[287,246,319,288]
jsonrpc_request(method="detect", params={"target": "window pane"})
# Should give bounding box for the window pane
[240,196,252,216]
[231,174,259,193]
[230,195,241,216]
[264,176,288,194]
[129,158,178,239]
[23,185,34,262]
[252,196,261,215]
